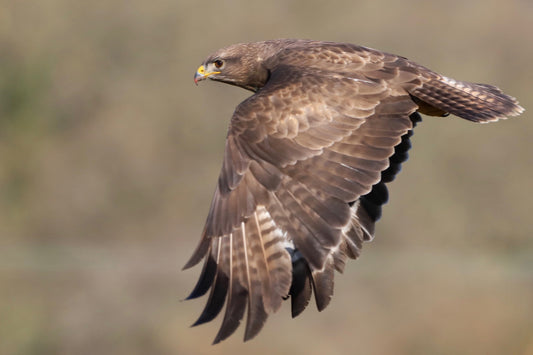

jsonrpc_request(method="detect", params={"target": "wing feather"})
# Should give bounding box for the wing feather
[191,239,228,326]
[289,253,313,317]
[213,233,248,344]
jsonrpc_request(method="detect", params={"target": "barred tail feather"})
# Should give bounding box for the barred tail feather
[410,74,524,123]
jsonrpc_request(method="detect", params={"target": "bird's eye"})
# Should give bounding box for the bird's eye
[213,59,224,69]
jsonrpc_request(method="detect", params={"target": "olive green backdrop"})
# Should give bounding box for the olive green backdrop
[1,0,532,354]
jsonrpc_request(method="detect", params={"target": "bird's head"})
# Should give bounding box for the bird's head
[193,59,224,85]
[194,42,285,92]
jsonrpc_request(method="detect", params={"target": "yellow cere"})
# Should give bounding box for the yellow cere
[197,65,220,78]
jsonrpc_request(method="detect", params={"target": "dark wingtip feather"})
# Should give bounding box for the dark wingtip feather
[212,283,248,344]
[243,301,268,342]
[183,235,211,270]
[311,262,335,312]
[191,271,229,327]
[289,252,313,317]
[185,255,218,300]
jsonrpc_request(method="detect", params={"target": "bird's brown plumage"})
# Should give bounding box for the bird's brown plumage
[185,39,524,344]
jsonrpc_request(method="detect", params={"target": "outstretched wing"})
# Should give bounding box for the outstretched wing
[184,51,423,343]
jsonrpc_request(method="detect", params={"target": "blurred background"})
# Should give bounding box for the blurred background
[1,0,532,354]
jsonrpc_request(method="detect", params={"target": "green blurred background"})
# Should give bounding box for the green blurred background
[1,0,532,354]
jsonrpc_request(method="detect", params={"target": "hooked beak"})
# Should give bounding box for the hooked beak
[194,65,221,85]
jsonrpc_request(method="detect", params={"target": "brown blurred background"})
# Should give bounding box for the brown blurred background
[1,0,532,354]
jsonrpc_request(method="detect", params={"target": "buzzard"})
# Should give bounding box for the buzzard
[185,39,523,344]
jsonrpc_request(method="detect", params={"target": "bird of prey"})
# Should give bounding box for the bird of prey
[185,39,523,344]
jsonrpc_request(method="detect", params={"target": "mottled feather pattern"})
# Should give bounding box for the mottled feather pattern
[186,39,524,343]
